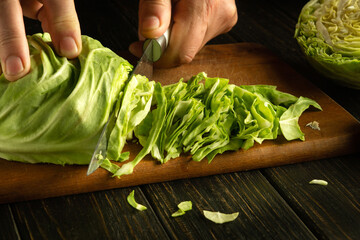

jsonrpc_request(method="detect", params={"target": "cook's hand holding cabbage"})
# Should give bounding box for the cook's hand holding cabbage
[0,33,132,165]
[295,0,360,88]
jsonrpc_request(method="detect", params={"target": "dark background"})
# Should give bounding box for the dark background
[1,0,359,239]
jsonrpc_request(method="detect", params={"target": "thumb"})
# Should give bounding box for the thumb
[138,0,171,39]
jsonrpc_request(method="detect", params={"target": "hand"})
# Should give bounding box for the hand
[0,0,81,81]
[129,0,238,68]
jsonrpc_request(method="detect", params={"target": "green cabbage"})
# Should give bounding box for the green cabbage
[0,34,321,172]
[203,210,239,224]
[127,190,147,211]
[171,201,192,217]
[108,73,321,178]
[0,33,132,165]
[295,0,360,88]
[107,74,155,160]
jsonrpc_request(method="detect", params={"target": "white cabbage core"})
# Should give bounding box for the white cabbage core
[314,0,360,56]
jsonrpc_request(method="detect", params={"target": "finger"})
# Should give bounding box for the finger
[129,41,144,58]
[203,0,238,42]
[37,0,81,59]
[138,0,171,39]
[20,0,43,19]
[0,0,30,81]
[156,0,238,68]
[156,1,208,67]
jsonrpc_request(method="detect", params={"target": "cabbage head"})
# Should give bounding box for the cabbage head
[0,33,132,165]
[295,0,360,89]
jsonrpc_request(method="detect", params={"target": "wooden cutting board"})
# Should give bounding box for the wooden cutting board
[1,43,360,204]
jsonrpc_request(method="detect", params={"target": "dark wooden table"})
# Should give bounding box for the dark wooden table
[1,0,360,239]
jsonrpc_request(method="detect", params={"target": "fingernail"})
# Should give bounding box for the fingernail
[5,55,24,77]
[60,37,78,58]
[142,16,160,31]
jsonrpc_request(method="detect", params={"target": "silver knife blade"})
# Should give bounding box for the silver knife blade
[86,110,114,175]
[87,31,170,175]
[87,28,171,176]
[87,39,155,176]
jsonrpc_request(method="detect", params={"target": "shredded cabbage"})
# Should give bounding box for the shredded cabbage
[309,179,328,185]
[0,35,321,175]
[171,201,193,217]
[111,73,321,178]
[203,210,239,224]
[127,190,147,211]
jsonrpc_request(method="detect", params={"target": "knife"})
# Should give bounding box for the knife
[87,29,170,176]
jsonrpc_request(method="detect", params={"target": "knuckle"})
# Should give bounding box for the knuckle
[0,31,22,49]
[215,0,238,33]
[222,1,238,26]
[51,15,79,30]
[36,7,45,22]
[203,0,238,34]
[179,52,195,65]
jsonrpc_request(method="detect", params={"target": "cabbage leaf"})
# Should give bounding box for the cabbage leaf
[107,74,154,161]
[0,35,320,174]
[203,210,239,224]
[0,33,132,165]
[131,73,321,165]
[171,201,192,217]
[127,190,147,211]
[295,0,360,88]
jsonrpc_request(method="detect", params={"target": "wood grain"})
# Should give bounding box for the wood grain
[141,172,316,239]
[2,1,356,239]
[1,43,359,204]
[11,186,170,240]
[262,155,360,239]
[0,205,19,240]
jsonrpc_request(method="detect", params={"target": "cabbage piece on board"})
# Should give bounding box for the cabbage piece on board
[0,33,132,165]
[107,74,154,161]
